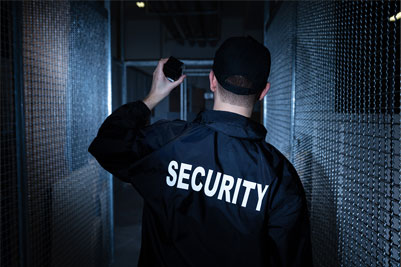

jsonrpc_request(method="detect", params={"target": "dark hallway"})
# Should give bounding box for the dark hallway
[1,1,400,267]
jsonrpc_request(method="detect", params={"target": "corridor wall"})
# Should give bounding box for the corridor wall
[264,1,400,266]
[0,1,112,266]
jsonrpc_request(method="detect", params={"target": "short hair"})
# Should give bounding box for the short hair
[216,75,260,108]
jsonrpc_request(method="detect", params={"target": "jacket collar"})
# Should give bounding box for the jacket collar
[193,109,267,140]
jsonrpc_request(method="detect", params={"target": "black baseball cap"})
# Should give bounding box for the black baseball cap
[212,36,271,95]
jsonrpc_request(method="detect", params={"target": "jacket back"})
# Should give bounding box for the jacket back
[88,101,312,267]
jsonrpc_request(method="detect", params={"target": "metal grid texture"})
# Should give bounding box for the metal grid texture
[0,1,111,266]
[1,2,20,266]
[265,1,400,266]
[264,1,296,161]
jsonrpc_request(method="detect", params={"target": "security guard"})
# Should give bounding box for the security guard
[89,36,313,267]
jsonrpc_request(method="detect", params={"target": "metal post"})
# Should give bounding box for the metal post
[262,1,270,136]
[124,59,213,67]
[104,0,114,265]
[120,1,127,105]
[183,77,187,120]
[12,2,28,267]
[289,4,297,163]
[180,79,188,121]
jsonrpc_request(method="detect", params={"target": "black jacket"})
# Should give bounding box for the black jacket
[88,101,313,267]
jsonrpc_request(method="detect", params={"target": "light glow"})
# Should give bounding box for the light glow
[389,12,401,21]
[136,2,145,8]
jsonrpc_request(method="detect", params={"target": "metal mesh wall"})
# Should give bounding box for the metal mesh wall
[1,1,112,266]
[292,2,339,266]
[264,2,296,160]
[1,2,21,266]
[265,1,400,266]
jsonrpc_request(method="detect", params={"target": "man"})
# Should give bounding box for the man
[88,36,312,267]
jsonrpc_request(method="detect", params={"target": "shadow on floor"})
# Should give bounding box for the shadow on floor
[111,179,143,267]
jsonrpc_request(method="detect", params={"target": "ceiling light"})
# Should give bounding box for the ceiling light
[136,2,145,8]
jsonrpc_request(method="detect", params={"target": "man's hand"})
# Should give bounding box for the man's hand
[143,58,186,110]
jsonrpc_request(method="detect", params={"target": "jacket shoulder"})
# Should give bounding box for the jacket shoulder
[261,142,304,192]
[139,118,191,150]
[261,142,291,169]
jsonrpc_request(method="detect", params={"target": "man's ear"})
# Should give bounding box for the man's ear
[258,82,270,101]
[209,70,217,93]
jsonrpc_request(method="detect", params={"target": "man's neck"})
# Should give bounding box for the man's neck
[212,101,252,118]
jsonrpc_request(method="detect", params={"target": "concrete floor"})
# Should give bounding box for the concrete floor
[111,180,143,267]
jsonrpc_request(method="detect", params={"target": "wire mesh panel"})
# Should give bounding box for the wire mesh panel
[328,2,400,265]
[59,2,111,266]
[1,2,21,267]
[19,1,111,266]
[265,1,400,266]
[22,2,70,265]
[293,2,341,266]
[264,2,296,160]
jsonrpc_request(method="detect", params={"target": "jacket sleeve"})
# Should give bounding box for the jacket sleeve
[267,159,313,267]
[88,100,172,183]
